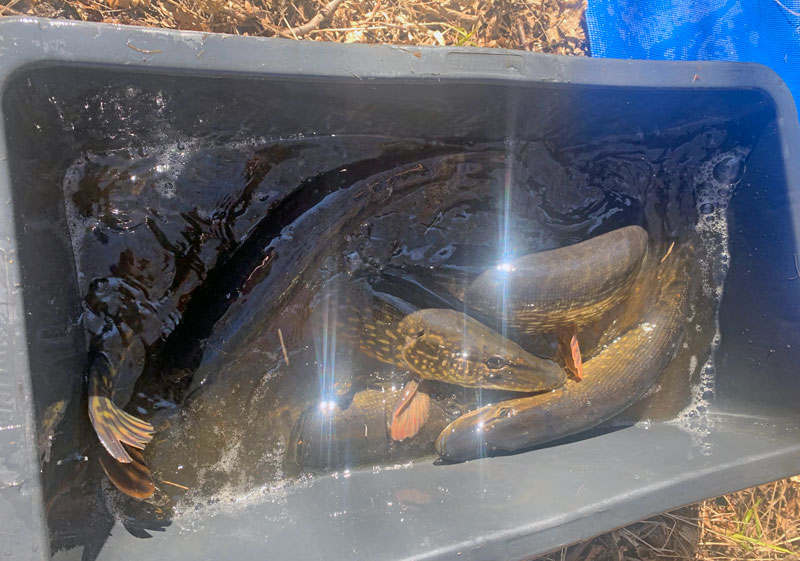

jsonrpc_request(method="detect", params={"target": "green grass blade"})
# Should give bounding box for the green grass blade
[728,532,794,554]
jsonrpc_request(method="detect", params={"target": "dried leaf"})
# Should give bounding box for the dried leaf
[172,5,207,30]
[545,25,560,44]
[344,29,365,42]
[85,8,104,21]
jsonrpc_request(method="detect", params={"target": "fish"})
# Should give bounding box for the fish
[464,225,649,333]
[397,308,566,392]
[316,277,566,439]
[435,246,690,461]
[387,226,650,382]
[321,277,565,391]
[387,227,651,434]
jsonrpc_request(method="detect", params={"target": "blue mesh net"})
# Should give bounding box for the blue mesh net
[586,0,800,116]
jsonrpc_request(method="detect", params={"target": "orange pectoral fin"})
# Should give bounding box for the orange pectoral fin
[390,379,431,441]
[569,335,583,381]
[557,328,583,381]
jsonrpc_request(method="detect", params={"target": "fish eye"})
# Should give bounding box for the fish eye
[415,330,425,339]
[485,355,507,370]
[497,406,515,418]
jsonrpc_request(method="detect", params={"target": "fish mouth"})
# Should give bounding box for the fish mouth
[435,403,520,461]
[435,422,481,461]
[503,358,566,392]
[435,410,495,461]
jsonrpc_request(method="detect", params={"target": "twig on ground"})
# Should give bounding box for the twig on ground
[280,0,347,38]
[282,15,300,39]
[517,20,529,49]
[0,0,23,16]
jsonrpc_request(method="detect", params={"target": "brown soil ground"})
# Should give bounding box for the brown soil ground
[1,1,798,559]
[1,0,588,54]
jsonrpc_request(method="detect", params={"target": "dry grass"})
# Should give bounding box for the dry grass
[2,2,798,560]
[695,477,800,560]
[531,507,702,561]
[1,0,587,54]
[532,477,800,561]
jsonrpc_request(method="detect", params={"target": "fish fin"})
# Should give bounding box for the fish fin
[392,378,420,417]
[391,380,431,441]
[89,395,154,463]
[569,335,583,380]
[556,328,583,381]
[98,443,155,500]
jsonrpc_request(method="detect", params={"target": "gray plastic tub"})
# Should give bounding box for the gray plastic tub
[1,16,800,561]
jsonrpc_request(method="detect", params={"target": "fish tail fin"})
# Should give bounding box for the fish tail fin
[390,379,431,441]
[89,394,154,463]
[98,443,155,500]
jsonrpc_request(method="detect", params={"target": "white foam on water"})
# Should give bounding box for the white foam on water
[168,463,318,533]
[668,147,749,452]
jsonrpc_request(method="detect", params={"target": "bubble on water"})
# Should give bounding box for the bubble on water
[712,155,745,185]
[155,180,176,199]
[699,203,714,214]
[433,244,455,263]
